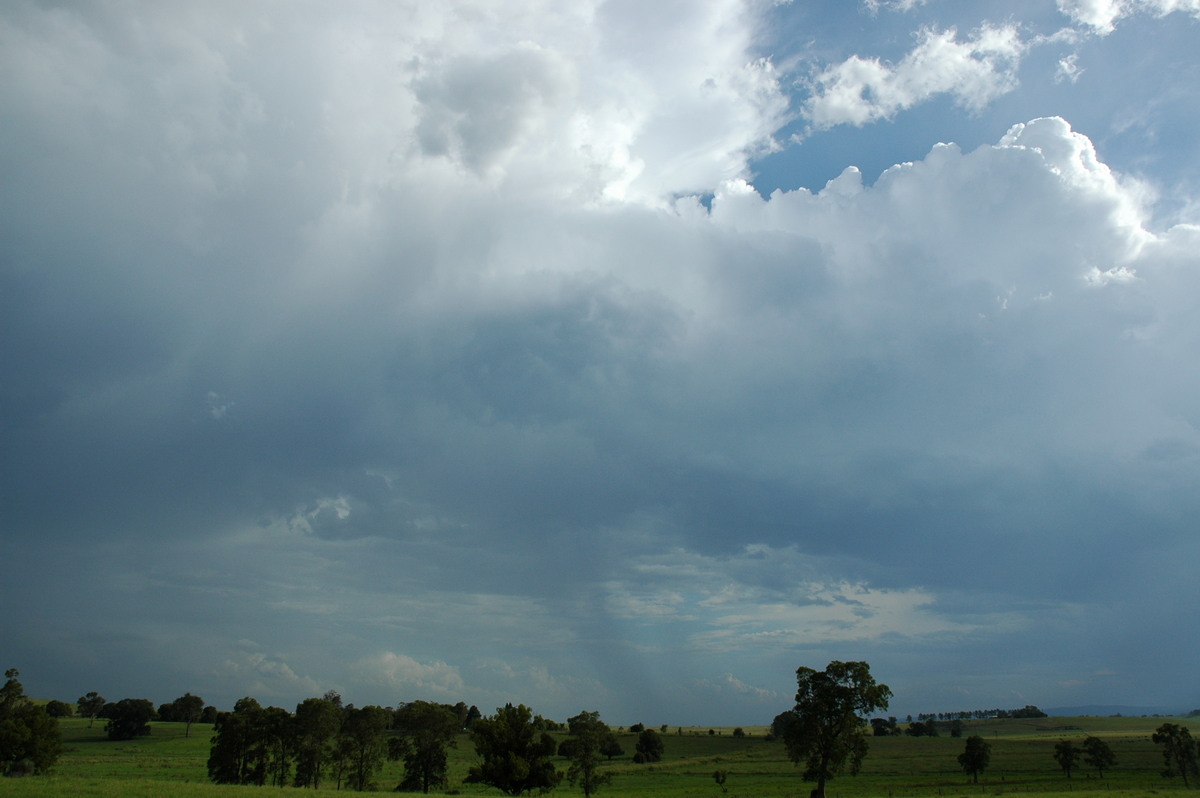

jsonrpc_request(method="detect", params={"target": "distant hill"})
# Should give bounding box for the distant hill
[1045,705,1185,717]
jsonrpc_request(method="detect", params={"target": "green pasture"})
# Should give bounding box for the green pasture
[6,715,1200,797]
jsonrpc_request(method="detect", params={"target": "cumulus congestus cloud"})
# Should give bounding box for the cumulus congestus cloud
[2,0,1199,721]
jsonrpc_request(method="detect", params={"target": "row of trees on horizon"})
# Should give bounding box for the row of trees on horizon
[5,663,1200,796]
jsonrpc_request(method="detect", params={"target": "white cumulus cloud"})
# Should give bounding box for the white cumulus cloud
[803,24,1025,130]
[1058,0,1200,33]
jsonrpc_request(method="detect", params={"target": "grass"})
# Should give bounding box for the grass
[6,716,1199,796]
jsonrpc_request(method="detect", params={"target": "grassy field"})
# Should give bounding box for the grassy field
[5,715,1200,797]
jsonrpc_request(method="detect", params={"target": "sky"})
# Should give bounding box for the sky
[2,0,1199,727]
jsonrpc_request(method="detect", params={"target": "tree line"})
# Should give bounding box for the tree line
[204,696,661,793]
[5,662,1200,795]
[911,705,1049,722]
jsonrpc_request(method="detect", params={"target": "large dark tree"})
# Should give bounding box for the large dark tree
[0,668,63,776]
[957,735,991,783]
[208,697,269,785]
[77,691,106,728]
[262,705,295,787]
[1152,722,1200,787]
[293,696,342,789]
[780,661,891,798]
[104,698,155,741]
[466,703,561,795]
[336,705,390,791]
[564,710,614,797]
[1082,735,1116,778]
[390,700,460,793]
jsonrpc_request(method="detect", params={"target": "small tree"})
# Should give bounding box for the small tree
[1082,735,1116,778]
[633,728,664,763]
[77,691,106,727]
[712,769,729,792]
[170,692,205,738]
[1152,722,1200,787]
[104,698,155,740]
[599,733,623,760]
[44,700,74,718]
[564,710,614,797]
[781,660,891,798]
[957,735,991,784]
[1053,739,1081,779]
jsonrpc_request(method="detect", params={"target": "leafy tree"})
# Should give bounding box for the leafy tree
[732,727,745,738]
[104,698,155,741]
[1152,722,1200,787]
[633,728,664,763]
[262,705,295,787]
[770,710,799,741]
[0,668,63,776]
[466,703,561,795]
[172,692,205,738]
[712,769,729,792]
[780,660,891,798]
[44,700,73,718]
[957,735,991,784]
[1011,705,1047,718]
[337,705,390,791]
[208,697,269,785]
[599,734,624,761]
[1082,735,1116,778]
[293,696,342,789]
[564,710,614,797]
[77,691,106,727]
[391,700,460,793]
[906,720,938,737]
[1053,739,1081,779]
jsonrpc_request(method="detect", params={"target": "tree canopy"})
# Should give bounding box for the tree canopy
[390,700,460,793]
[104,698,155,741]
[1152,722,1199,787]
[633,728,664,764]
[1082,735,1116,778]
[957,735,991,784]
[466,704,561,795]
[780,660,891,798]
[1053,739,1081,779]
[564,710,615,798]
[0,668,63,777]
[77,691,106,728]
